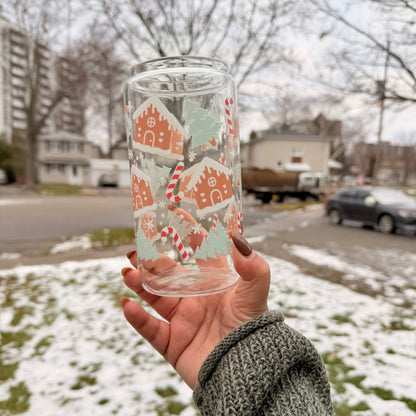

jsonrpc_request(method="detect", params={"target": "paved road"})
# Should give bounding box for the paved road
[1,193,415,309]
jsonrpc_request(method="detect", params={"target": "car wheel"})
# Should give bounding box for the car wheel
[329,209,342,225]
[378,214,395,234]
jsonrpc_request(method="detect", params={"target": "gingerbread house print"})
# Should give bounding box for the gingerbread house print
[224,202,241,234]
[139,212,158,242]
[131,164,157,218]
[179,157,235,216]
[133,97,187,160]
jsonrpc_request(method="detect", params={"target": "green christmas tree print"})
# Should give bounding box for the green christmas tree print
[184,100,221,149]
[136,227,160,262]
[194,222,230,260]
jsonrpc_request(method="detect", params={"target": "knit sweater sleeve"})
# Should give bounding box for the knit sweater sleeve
[193,311,335,416]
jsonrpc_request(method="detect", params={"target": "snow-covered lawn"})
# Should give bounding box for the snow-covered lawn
[1,252,415,415]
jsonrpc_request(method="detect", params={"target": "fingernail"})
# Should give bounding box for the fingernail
[121,267,131,277]
[120,297,130,307]
[231,232,252,257]
[126,250,136,259]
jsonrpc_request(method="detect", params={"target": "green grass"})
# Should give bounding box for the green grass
[267,201,321,212]
[70,375,97,390]
[330,313,356,326]
[155,400,188,416]
[0,362,19,381]
[0,382,31,414]
[35,183,82,195]
[89,228,135,247]
[323,351,416,413]
[155,386,178,398]
[333,400,370,416]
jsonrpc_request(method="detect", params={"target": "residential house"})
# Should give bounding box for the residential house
[241,114,342,175]
[37,132,99,186]
[352,141,416,186]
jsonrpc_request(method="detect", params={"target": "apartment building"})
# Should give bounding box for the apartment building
[0,14,92,185]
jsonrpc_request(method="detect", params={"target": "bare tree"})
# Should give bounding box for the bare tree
[313,0,416,105]
[68,22,127,157]
[87,0,299,88]
[1,0,68,189]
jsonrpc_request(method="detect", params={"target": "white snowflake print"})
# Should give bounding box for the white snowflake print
[230,149,237,159]
[158,200,166,209]
[144,219,155,230]
[128,149,134,160]
[188,150,197,162]
[192,223,205,234]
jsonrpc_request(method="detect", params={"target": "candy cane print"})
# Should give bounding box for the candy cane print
[211,214,218,230]
[225,98,234,136]
[237,212,243,234]
[160,226,188,260]
[166,162,184,202]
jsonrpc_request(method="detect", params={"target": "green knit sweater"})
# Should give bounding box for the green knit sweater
[193,311,335,415]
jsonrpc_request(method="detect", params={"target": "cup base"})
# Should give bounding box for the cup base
[141,268,240,297]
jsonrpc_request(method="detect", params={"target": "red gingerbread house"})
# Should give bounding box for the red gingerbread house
[133,97,187,160]
[179,157,235,216]
[131,164,157,218]
[139,212,158,242]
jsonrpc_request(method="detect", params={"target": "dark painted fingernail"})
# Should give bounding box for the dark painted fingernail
[126,250,136,259]
[121,267,131,277]
[231,232,252,256]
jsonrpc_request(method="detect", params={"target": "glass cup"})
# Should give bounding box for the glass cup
[123,56,243,297]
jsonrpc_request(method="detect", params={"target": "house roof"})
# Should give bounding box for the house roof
[38,131,87,143]
[182,157,232,191]
[131,164,151,183]
[255,131,331,143]
[133,96,188,138]
[39,158,89,166]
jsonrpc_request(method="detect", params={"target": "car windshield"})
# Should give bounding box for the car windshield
[372,189,416,206]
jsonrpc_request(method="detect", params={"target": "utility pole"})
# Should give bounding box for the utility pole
[374,38,390,184]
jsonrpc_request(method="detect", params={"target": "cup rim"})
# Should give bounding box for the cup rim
[129,55,228,76]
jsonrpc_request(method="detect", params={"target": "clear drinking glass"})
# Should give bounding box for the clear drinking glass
[123,56,243,297]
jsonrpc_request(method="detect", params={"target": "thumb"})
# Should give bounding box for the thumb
[231,233,270,315]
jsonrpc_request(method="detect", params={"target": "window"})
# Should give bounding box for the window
[47,164,65,174]
[339,190,356,200]
[207,177,217,187]
[72,166,78,176]
[356,190,370,201]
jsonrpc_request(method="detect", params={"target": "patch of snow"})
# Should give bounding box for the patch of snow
[286,244,416,311]
[50,236,92,254]
[0,251,415,415]
[246,236,266,244]
[0,199,42,206]
[0,252,22,260]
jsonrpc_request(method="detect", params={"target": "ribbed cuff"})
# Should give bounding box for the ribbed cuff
[196,311,284,391]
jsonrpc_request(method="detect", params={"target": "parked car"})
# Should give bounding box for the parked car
[326,187,416,234]
[98,173,118,187]
[0,169,7,185]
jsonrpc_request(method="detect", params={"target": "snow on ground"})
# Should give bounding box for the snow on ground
[0,252,415,415]
[49,236,92,254]
[286,244,416,311]
[0,199,42,207]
